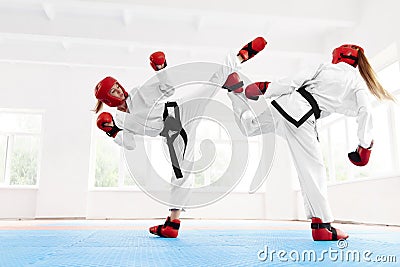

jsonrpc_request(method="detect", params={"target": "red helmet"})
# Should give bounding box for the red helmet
[332,44,364,67]
[94,76,128,107]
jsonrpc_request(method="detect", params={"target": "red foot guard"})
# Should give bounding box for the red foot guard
[238,37,267,62]
[311,217,349,241]
[149,217,180,238]
[222,72,244,93]
[245,82,270,100]
[150,51,167,71]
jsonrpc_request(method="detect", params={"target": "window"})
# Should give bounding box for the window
[193,120,232,188]
[351,105,394,179]
[192,120,262,192]
[92,107,138,188]
[94,134,120,187]
[0,136,7,183]
[93,130,137,188]
[391,100,400,170]
[318,129,333,182]
[0,110,42,186]
[377,61,400,93]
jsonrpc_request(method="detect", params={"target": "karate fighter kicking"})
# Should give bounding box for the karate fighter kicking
[93,37,267,238]
[226,43,395,241]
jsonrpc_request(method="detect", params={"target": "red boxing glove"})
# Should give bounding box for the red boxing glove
[96,112,121,138]
[222,72,244,93]
[238,37,267,62]
[348,141,373,166]
[150,51,167,71]
[245,82,270,100]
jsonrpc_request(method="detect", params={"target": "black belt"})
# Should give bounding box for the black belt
[271,85,321,128]
[159,102,188,179]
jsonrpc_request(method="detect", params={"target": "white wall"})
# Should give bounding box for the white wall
[87,191,266,220]
[294,176,400,225]
[0,188,37,219]
[328,177,400,225]
[323,0,400,64]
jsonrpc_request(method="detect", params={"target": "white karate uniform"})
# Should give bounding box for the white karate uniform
[113,51,242,209]
[228,62,373,222]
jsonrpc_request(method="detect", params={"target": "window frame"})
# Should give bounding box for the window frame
[0,109,43,188]
[89,117,141,191]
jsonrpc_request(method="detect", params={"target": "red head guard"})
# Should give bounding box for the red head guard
[94,76,128,107]
[332,44,364,68]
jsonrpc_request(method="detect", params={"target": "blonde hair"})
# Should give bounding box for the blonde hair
[92,100,103,113]
[358,50,396,101]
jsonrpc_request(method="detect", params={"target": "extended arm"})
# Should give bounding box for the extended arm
[96,112,136,150]
[114,109,164,137]
[348,89,374,166]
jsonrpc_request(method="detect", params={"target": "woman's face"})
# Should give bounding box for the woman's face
[109,83,125,100]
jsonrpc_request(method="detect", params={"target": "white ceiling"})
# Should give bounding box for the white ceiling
[0,0,365,80]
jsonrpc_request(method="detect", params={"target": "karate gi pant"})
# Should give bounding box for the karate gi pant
[228,93,334,222]
[164,51,242,210]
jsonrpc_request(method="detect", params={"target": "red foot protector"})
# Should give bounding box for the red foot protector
[149,217,180,238]
[311,217,349,241]
[222,72,244,93]
[238,37,267,62]
[245,82,270,100]
[150,51,167,71]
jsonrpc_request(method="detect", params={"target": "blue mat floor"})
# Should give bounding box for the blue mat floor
[0,220,399,266]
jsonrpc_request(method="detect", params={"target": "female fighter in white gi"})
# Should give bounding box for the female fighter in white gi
[227,44,395,241]
[93,37,267,238]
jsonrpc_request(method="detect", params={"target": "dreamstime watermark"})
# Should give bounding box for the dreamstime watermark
[257,239,397,263]
[122,60,277,208]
